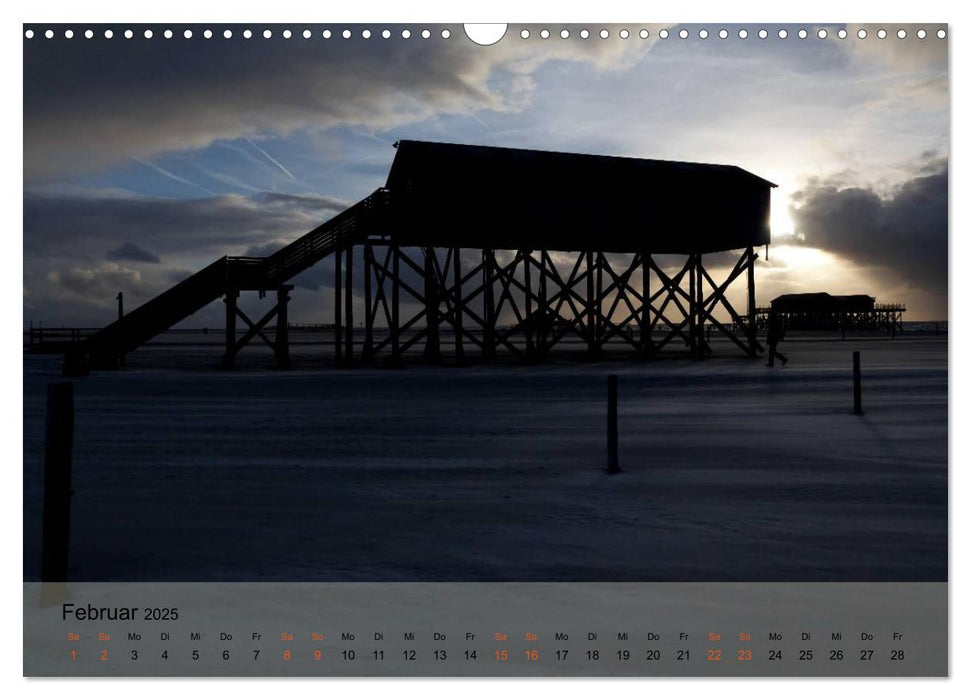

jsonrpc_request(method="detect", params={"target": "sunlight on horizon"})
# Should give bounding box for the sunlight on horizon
[770,191,797,240]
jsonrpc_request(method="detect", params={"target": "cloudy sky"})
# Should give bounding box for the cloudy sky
[23,23,949,326]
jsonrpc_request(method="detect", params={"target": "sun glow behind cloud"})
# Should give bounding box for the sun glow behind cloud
[770,190,797,240]
[766,244,835,271]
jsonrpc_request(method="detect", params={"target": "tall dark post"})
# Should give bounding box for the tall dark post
[524,251,534,359]
[334,249,343,365]
[42,382,74,581]
[390,245,401,365]
[538,251,548,352]
[586,251,596,355]
[853,351,863,415]
[596,252,604,352]
[640,254,652,353]
[688,254,697,355]
[223,290,238,370]
[482,249,496,359]
[453,247,465,364]
[275,286,291,370]
[424,248,440,362]
[344,246,354,365]
[363,244,373,360]
[606,374,620,474]
[746,246,757,357]
[697,254,706,356]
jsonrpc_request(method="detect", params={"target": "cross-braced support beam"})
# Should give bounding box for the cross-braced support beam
[696,248,763,358]
[222,285,294,370]
[344,246,354,365]
[355,242,761,364]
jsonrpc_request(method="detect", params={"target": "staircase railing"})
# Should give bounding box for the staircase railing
[74,188,390,369]
[263,188,388,284]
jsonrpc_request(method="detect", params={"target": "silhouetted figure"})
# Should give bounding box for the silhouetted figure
[766,311,788,367]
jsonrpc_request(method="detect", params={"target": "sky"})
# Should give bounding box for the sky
[22,22,949,326]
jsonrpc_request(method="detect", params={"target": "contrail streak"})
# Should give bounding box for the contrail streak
[129,156,216,195]
[244,137,296,180]
[463,108,490,129]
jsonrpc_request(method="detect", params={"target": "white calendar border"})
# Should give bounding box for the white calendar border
[2,0,965,698]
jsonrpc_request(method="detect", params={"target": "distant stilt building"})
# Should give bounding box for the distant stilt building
[756,293,905,334]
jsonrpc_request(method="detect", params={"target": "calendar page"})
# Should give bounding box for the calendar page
[21,19,949,678]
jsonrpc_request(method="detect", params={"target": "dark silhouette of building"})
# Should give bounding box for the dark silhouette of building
[65,141,777,373]
[756,293,905,334]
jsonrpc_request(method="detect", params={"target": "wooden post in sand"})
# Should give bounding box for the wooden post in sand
[853,351,863,415]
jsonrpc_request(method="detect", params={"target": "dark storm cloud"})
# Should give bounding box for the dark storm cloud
[24,189,349,323]
[249,192,350,213]
[166,267,197,283]
[47,263,145,299]
[23,29,654,180]
[290,265,336,292]
[106,241,161,264]
[243,239,291,257]
[789,160,948,294]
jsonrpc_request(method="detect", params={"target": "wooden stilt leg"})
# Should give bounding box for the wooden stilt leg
[344,246,354,365]
[390,245,402,365]
[586,251,596,356]
[223,290,238,370]
[524,251,534,359]
[453,247,465,364]
[424,248,440,362]
[747,246,757,357]
[363,244,373,360]
[483,249,496,359]
[334,251,343,365]
[275,286,291,370]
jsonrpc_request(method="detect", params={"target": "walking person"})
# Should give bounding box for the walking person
[766,310,788,367]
